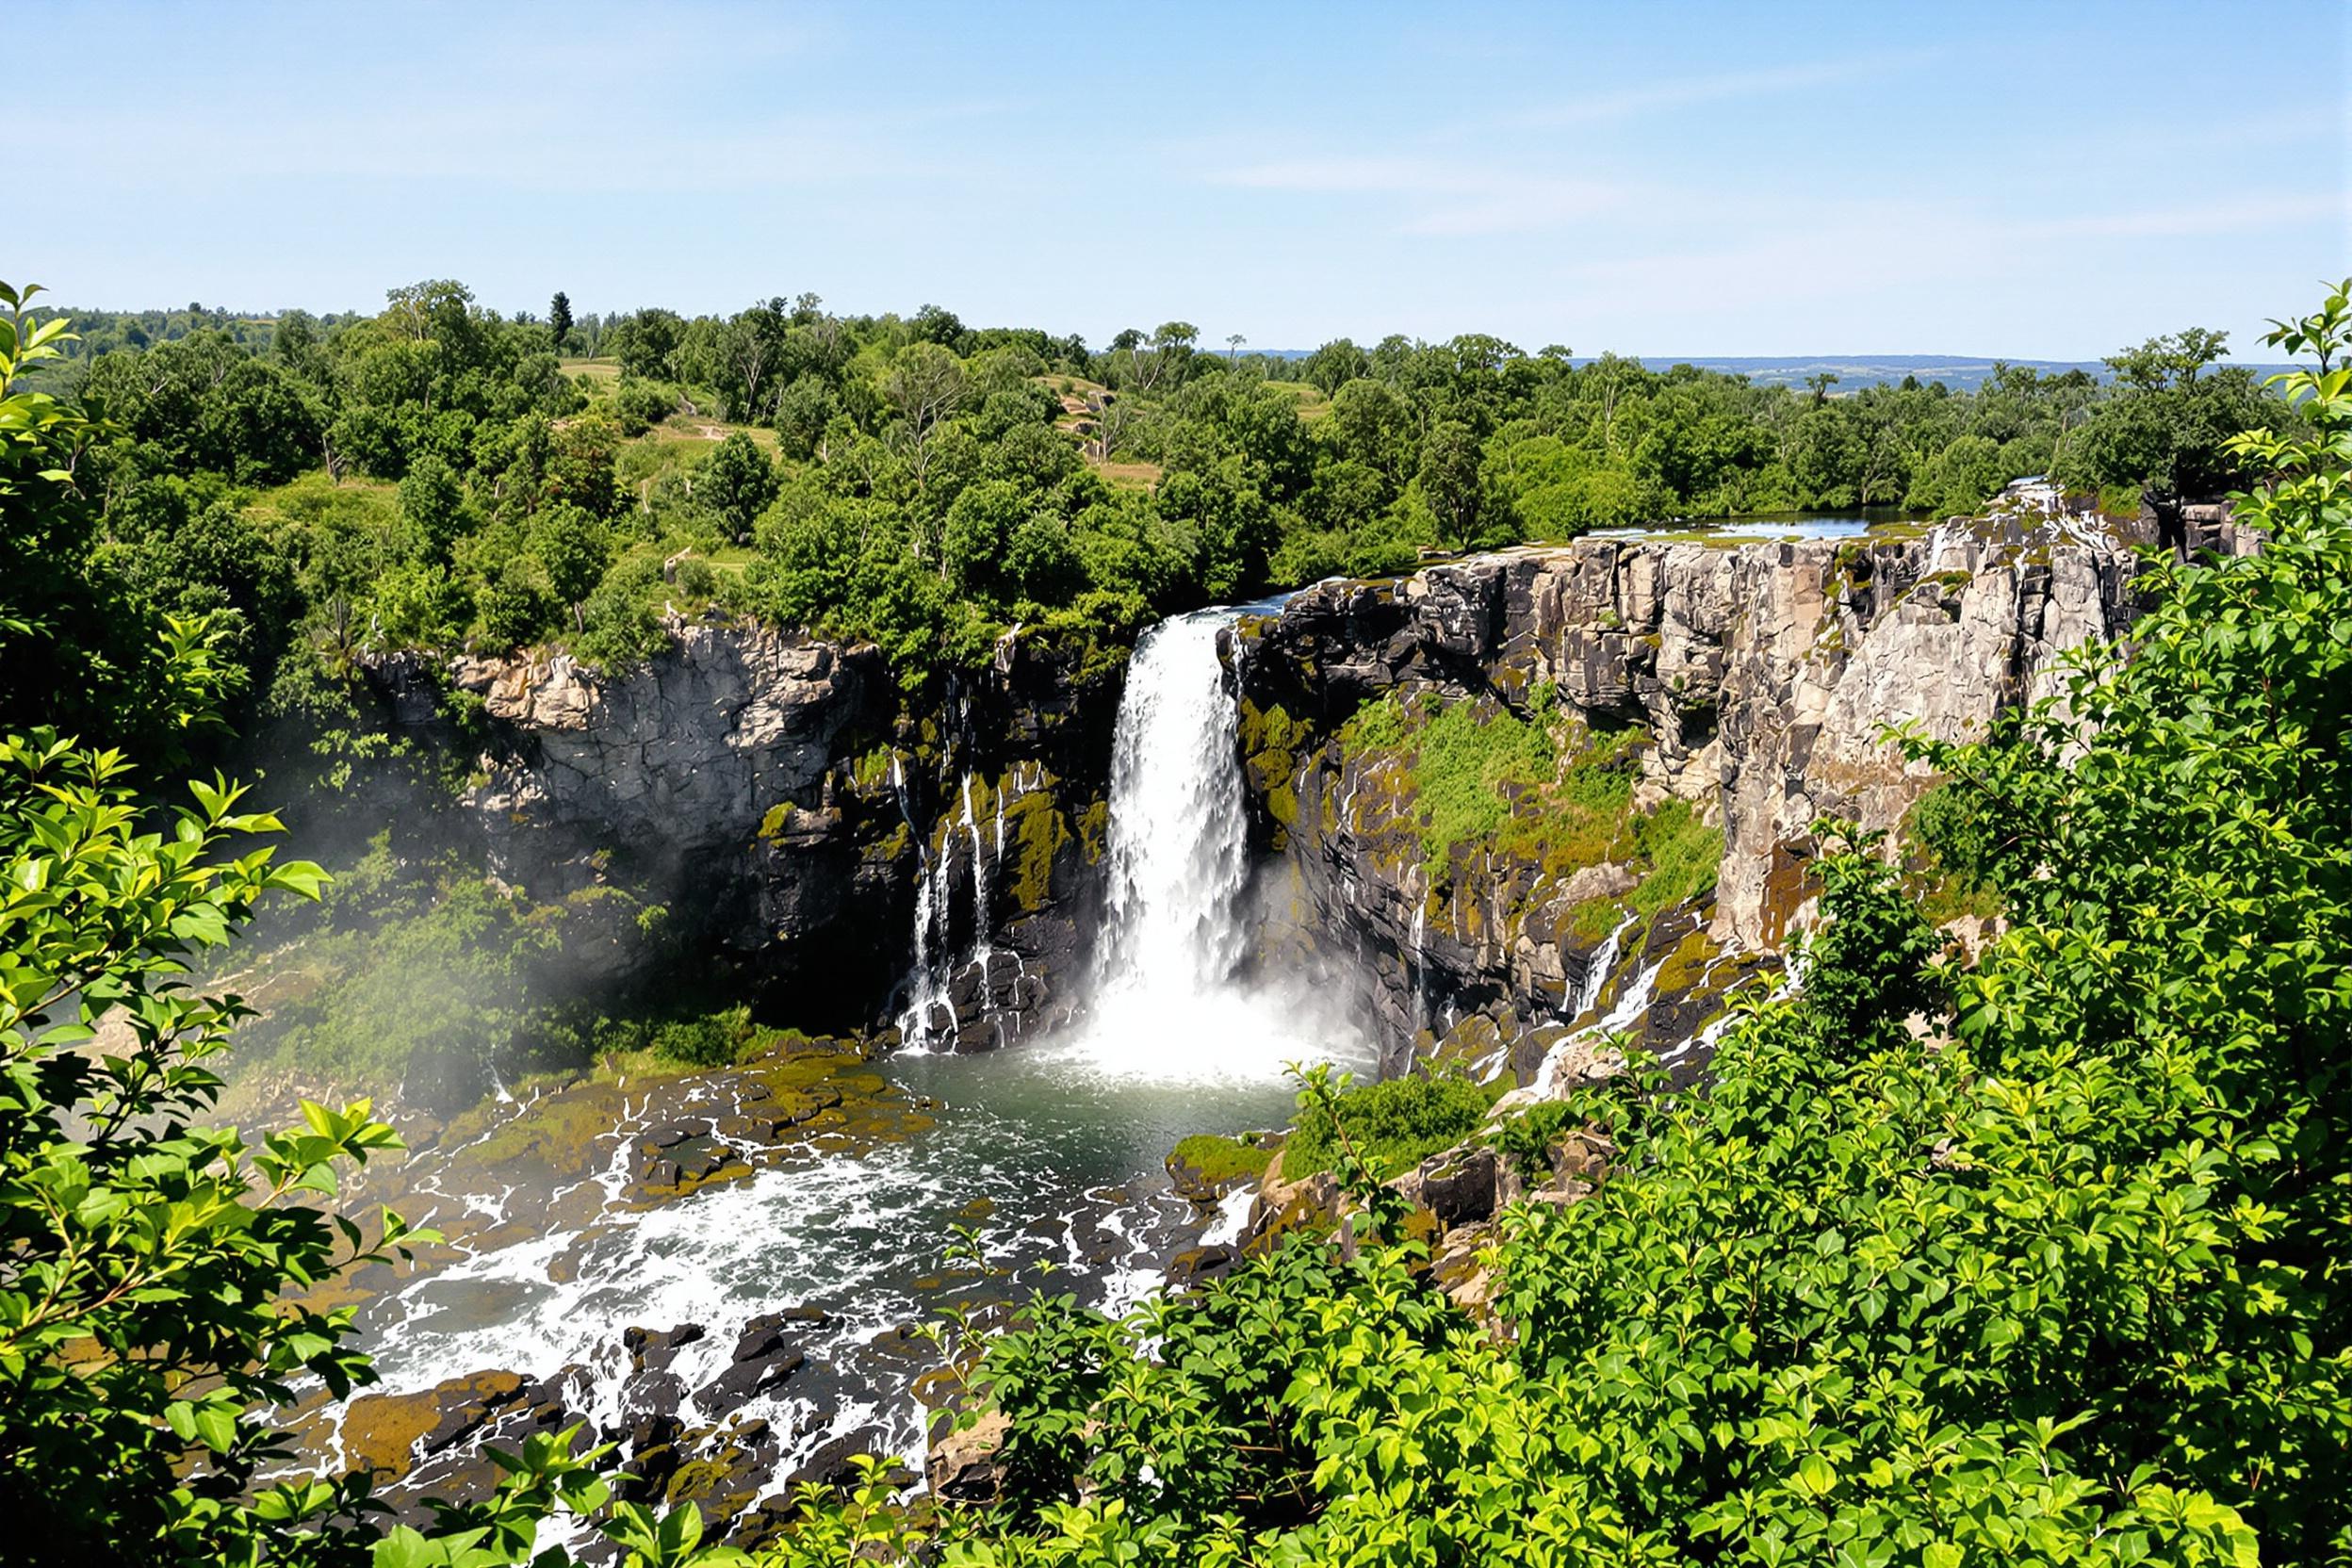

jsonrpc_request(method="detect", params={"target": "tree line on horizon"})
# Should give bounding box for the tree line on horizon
[7,277,2282,767]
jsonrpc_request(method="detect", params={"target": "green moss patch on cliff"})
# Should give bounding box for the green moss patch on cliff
[1627,799,1723,918]
[1241,699,1313,840]
[1334,686,1651,892]
[1900,779,2003,924]
[1003,777,1073,914]
[1076,798,1110,864]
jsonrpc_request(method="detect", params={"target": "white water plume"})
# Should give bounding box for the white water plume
[1055,602,1360,1086]
[1099,611,1253,1003]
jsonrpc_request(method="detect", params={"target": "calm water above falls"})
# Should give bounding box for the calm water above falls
[1593,509,1924,541]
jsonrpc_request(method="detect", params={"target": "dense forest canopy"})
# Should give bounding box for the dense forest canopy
[4,279,2285,761]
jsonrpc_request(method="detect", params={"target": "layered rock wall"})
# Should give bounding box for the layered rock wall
[372,616,1124,1041]
[1232,520,2144,1077]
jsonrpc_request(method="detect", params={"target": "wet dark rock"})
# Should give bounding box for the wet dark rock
[624,1322,708,1375]
[1404,1145,1498,1230]
[1165,1243,1239,1291]
[706,1317,808,1409]
[392,610,1131,1051]
[339,1368,576,1528]
[622,1411,685,1458]
[791,1432,914,1494]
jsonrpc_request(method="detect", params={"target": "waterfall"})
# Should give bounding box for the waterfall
[1407,900,1429,1043]
[1060,603,1350,1084]
[960,775,993,974]
[1569,913,1637,1022]
[1093,609,1254,1004]
[895,753,974,1053]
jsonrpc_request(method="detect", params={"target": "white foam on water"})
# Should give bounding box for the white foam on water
[1200,1186,1256,1250]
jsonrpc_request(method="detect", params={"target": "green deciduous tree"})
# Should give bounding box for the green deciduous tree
[698,431,778,542]
[1414,418,1482,546]
[531,503,610,631]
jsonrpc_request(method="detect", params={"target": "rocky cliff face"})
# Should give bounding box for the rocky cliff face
[371,614,1124,1044]
[1231,517,2145,1081]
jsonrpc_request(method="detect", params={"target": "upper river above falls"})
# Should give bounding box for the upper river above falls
[1592,508,1925,541]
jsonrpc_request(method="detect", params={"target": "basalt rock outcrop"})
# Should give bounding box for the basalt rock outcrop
[338,1308,869,1553]
[1230,517,2146,1080]
[368,615,1124,1044]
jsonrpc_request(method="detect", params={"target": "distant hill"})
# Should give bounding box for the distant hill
[1250,349,2297,393]
[1609,354,2298,393]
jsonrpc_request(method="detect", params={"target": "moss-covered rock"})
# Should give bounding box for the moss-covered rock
[1168,1132,1280,1200]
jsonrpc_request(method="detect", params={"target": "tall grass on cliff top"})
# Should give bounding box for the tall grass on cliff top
[805,285,2351,1566]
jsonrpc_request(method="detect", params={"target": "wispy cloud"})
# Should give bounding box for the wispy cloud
[1210,155,1620,236]
[2014,193,2348,239]
[1497,50,1940,129]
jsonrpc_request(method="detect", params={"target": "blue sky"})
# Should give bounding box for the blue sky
[20,0,2348,357]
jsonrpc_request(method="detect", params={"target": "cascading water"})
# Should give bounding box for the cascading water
[1060,603,1353,1083]
[1096,611,1253,1004]
[896,769,1005,1054]
[1570,914,1637,1022]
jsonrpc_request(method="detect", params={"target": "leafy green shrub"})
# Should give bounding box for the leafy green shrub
[651,1004,752,1068]
[671,554,719,599]
[1492,1098,1581,1184]
[611,375,678,436]
[0,722,727,1562]
[575,575,668,672]
[1282,1069,1489,1181]
[1903,777,2003,923]
[1169,1133,1273,1188]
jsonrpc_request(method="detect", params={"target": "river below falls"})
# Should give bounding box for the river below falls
[340,1010,1363,1486]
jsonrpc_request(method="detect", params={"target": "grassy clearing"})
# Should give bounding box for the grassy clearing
[1094,459,1163,491]
[1265,379,1332,423]
[639,410,779,451]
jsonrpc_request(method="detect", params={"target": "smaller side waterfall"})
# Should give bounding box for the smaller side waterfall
[1568,914,1637,1023]
[897,769,1004,1053]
